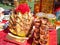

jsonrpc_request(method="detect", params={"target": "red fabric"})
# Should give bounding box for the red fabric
[0,29,33,45]
[2,20,7,23]
[55,7,60,12]
[49,30,57,45]
[0,30,57,45]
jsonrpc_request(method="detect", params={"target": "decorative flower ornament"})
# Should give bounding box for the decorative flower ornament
[15,3,30,14]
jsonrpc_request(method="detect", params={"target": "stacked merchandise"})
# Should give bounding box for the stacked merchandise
[32,17,49,45]
[41,0,54,13]
[34,0,40,14]
[32,13,56,45]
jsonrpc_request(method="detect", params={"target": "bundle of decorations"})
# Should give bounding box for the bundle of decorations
[32,13,56,45]
[7,3,56,45]
[7,3,33,43]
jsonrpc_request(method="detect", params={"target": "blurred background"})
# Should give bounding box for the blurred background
[0,0,60,45]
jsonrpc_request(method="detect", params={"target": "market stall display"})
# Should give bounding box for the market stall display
[0,0,58,45]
